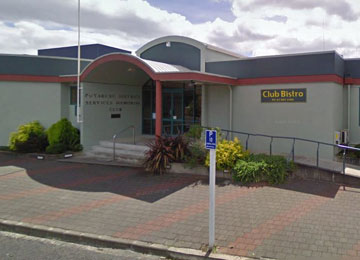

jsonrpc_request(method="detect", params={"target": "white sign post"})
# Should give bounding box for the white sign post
[205,130,217,249]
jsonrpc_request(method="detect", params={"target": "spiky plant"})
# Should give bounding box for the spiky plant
[143,136,176,174]
[171,135,190,162]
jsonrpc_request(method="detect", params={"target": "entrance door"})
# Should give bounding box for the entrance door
[162,89,183,135]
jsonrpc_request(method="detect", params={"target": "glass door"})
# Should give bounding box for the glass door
[162,89,184,135]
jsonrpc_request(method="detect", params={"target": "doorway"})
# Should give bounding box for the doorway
[141,81,201,136]
[162,88,184,135]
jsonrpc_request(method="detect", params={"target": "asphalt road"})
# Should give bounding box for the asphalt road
[0,231,165,260]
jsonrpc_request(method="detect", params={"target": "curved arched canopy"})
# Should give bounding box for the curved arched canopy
[81,53,156,85]
[80,53,238,85]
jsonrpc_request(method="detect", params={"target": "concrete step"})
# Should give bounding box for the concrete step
[90,146,146,159]
[84,151,144,166]
[99,141,149,153]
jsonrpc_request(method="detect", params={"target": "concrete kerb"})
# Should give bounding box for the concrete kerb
[0,218,254,260]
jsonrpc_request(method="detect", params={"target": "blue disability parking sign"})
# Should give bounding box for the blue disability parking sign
[205,130,217,149]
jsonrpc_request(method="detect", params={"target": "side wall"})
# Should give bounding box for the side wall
[350,85,360,143]
[205,85,230,130]
[81,82,142,149]
[231,82,344,159]
[0,81,63,146]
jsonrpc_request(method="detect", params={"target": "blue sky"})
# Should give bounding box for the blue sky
[146,0,235,23]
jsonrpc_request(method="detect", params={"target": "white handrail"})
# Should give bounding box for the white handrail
[112,125,135,161]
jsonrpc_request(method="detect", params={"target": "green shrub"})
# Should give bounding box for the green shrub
[9,121,48,153]
[233,154,294,184]
[69,143,83,152]
[205,137,248,170]
[185,125,203,140]
[233,160,267,183]
[352,144,360,158]
[46,143,67,154]
[46,118,81,152]
[184,140,207,168]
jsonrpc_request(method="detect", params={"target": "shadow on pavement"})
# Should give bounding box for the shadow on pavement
[0,153,206,203]
[273,178,341,198]
[2,153,353,201]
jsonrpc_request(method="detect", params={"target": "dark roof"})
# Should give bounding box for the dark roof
[38,44,131,60]
[205,51,360,80]
[345,59,360,78]
[1,49,359,80]
[0,55,90,76]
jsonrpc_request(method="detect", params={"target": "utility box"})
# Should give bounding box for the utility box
[334,131,341,145]
[341,129,349,145]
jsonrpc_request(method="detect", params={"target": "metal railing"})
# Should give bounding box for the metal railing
[112,125,135,161]
[202,126,360,174]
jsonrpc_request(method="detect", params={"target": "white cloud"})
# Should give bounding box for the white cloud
[0,0,359,58]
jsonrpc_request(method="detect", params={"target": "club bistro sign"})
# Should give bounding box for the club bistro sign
[261,88,307,103]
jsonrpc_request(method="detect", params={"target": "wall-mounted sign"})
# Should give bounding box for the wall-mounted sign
[261,88,306,103]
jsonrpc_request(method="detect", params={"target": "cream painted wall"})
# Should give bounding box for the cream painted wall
[231,83,344,159]
[0,81,62,146]
[205,85,230,130]
[80,82,142,149]
[350,85,360,144]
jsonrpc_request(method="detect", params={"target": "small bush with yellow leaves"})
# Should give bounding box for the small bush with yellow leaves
[205,137,248,170]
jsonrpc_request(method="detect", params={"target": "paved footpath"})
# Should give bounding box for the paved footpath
[1,153,360,259]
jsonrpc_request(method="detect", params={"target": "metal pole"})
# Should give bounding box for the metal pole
[292,139,295,162]
[209,148,216,249]
[132,126,135,144]
[270,137,273,156]
[343,149,346,174]
[316,142,320,168]
[76,0,82,123]
[348,84,351,140]
[228,85,233,140]
[113,134,116,161]
[246,135,250,150]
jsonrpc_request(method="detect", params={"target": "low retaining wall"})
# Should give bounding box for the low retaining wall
[169,163,232,179]
[293,163,360,186]
[169,162,360,186]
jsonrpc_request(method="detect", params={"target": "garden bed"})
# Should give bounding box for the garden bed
[0,149,82,160]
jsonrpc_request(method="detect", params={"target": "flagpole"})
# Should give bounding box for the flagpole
[76,0,82,123]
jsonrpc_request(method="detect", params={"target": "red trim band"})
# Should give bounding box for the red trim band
[237,74,344,85]
[0,73,355,86]
[345,78,360,85]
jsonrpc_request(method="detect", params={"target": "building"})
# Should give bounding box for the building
[1,36,360,160]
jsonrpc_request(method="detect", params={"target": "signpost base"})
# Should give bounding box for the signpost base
[209,148,216,249]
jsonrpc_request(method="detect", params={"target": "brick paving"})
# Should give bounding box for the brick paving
[1,153,360,259]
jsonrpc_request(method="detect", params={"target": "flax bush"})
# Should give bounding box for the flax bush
[143,135,190,174]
